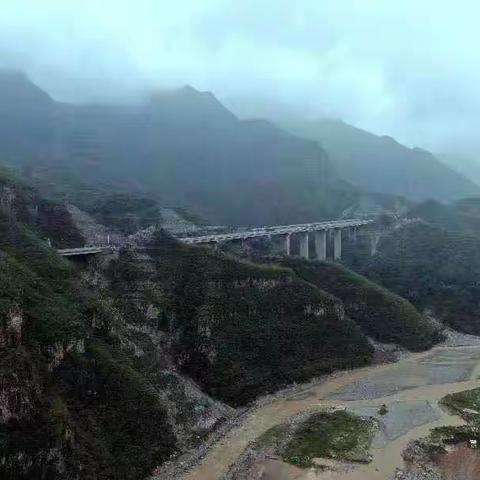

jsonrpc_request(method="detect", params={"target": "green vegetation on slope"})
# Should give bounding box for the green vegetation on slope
[282,258,441,350]
[89,192,162,234]
[0,340,177,480]
[111,231,374,406]
[23,164,163,235]
[407,199,480,237]
[357,222,480,334]
[409,388,480,460]
[255,411,377,469]
[0,217,85,345]
[441,387,480,418]
[281,411,376,468]
[52,342,176,480]
[0,165,84,248]
[0,169,177,479]
[431,388,480,447]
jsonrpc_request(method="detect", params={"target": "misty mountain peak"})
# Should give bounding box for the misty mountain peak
[412,146,431,155]
[0,70,53,108]
[147,85,236,124]
[283,117,480,202]
[179,84,208,97]
[380,135,399,144]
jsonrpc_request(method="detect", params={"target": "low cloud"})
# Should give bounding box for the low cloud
[1,0,480,153]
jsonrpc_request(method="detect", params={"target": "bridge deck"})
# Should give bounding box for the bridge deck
[57,246,114,256]
[56,219,373,253]
[180,219,373,244]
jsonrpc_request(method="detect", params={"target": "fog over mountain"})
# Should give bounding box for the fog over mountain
[6,4,480,480]
[2,1,480,156]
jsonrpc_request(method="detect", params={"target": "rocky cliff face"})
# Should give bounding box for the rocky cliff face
[0,171,83,248]
[0,172,240,479]
[106,231,373,406]
[282,258,441,351]
[78,249,234,450]
[0,172,177,479]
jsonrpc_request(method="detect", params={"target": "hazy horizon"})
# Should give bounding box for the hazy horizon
[2,1,480,156]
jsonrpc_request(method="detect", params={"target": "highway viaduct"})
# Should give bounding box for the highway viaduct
[56,218,375,260]
[179,218,374,260]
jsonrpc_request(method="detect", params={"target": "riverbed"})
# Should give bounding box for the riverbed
[183,344,480,480]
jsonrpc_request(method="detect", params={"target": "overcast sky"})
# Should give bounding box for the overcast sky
[1,0,479,154]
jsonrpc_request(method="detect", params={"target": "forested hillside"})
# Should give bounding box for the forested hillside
[282,259,441,350]
[407,198,480,235]
[0,166,446,478]
[354,221,480,334]
[112,232,376,406]
[0,170,179,479]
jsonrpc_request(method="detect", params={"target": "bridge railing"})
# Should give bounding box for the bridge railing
[55,218,375,253]
[180,219,373,244]
[57,246,117,256]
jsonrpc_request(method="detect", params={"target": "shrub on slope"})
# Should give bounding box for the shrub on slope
[0,217,85,345]
[0,172,177,479]
[113,231,374,406]
[358,222,480,335]
[282,258,441,351]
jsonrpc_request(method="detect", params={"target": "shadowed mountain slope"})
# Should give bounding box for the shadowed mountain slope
[355,221,480,335]
[284,118,479,202]
[406,198,480,236]
[282,258,441,351]
[0,72,400,226]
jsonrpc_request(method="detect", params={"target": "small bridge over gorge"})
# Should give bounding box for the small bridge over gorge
[56,218,376,260]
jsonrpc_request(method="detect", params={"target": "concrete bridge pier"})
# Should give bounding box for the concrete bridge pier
[370,233,381,256]
[241,238,252,254]
[314,230,326,260]
[284,234,291,256]
[299,232,309,259]
[334,229,342,260]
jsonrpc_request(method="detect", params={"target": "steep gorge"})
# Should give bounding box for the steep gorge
[0,170,443,479]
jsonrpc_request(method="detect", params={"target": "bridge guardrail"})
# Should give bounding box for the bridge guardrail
[180,219,373,244]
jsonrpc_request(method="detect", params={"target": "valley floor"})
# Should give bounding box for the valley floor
[179,339,480,480]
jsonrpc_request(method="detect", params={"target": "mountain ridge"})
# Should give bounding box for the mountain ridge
[0,71,402,226]
[282,117,480,202]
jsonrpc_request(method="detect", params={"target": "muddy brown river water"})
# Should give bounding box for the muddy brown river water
[183,345,480,480]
